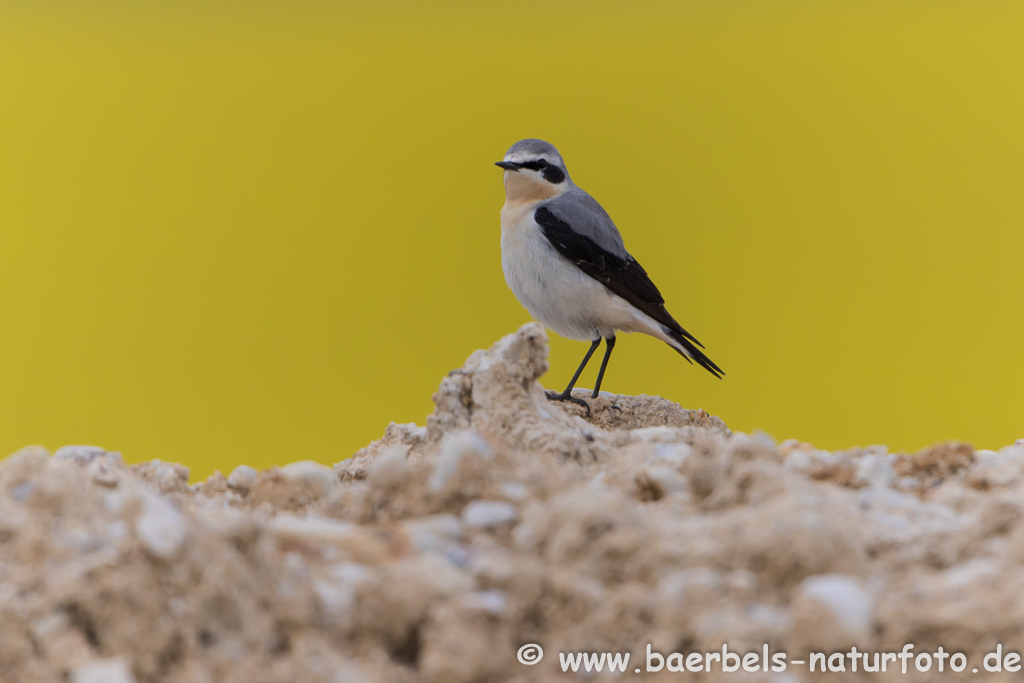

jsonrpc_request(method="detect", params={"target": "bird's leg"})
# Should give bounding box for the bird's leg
[546,338,601,413]
[591,335,616,398]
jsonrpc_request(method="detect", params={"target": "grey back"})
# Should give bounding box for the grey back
[542,186,629,260]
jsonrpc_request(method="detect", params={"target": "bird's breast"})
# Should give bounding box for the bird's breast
[498,202,612,341]
[499,199,538,235]
[499,201,542,286]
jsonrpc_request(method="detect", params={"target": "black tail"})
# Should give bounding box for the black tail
[665,328,725,379]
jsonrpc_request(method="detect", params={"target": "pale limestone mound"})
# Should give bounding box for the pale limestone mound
[0,324,1022,682]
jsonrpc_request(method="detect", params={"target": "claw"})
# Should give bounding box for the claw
[545,390,591,416]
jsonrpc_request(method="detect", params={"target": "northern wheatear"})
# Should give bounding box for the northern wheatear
[496,138,723,411]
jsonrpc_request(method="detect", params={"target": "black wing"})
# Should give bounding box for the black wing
[535,206,724,378]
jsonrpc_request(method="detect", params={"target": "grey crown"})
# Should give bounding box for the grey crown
[506,139,630,260]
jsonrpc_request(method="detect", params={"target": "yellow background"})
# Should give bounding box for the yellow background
[2,1,1023,480]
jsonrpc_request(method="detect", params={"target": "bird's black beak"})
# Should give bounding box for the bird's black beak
[495,161,521,171]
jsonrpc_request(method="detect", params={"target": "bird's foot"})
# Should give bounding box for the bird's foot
[589,388,622,412]
[545,390,591,416]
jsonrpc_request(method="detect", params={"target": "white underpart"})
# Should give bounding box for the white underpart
[500,199,685,351]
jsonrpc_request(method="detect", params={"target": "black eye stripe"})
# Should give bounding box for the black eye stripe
[542,165,565,184]
[515,159,565,184]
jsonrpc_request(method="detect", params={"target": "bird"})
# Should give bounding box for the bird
[496,138,723,412]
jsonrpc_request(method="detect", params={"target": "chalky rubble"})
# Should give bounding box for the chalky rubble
[0,324,1021,682]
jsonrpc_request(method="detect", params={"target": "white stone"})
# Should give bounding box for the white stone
[648,443,693,468]
[10,482,34,502]
[859,487,933,516]
[460,589,507,615]
[854,453,896,489]
[746,603,790,631]
[269,514,361,544]
[643,466,689,496]
[969,448,1024,487]
[53,445,123,466]
[816,450,851,466]
[942,558,1001,591]
[333,662,376,683]
[658,568,722,605]
[133,459,190,493]
[869,511,910,531]
[631,426,682,443]
[428,431,494,493]
[57,526,104,553]
[71,658,136,683]
[227,465,259,491]
[134,491,187,560]
[325,561,372,583]
[85,457,124,488]
[797,574,873,639]
[367,447,409,487]
[280,460,337,497]
[587,472,612,494]
[383,421,427,444]
[30,612,69,640]
[726,432,760,453]
[461,500,518,529]
[498,481,529,502]
[314,562,371,620]
[199,508,250,538]
[403,514,464,553]
[783,449,814,472]
[169,597,188,616]
[896,476,919,490]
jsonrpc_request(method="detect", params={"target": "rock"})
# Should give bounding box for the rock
[269,514,359,543]
[269,514,389,563]
[227,465,259,493]
[313,562,372,623]
[428,431,494,494]
[71,658,136,683]
[966,447,1024,488]
[53,445,120,466]
[403,514,464,554]
[367,447,409,489]
[854,452,896,489]
[280,460,338,497]
[134,490,187,560]
[459,589,507,615]
[131,459,190,493]
[497,481,528,502]
[2,324,1024,682]
[460,500,517,529]
[647,442,693,468]
[248,463,338,510]
[792,574,874,650]
[654,568,726,632]
[636,466,689,499]
[53,445,128,487]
